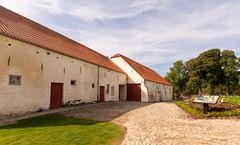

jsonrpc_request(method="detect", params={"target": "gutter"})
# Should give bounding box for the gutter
[97,66,100,102]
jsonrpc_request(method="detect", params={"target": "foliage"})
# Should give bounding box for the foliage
[165,61,189,97]
[166,49,240,95]
[175,101,203,117]
[221,50,240,94]
[175,99,240,118]
[0,114,125,145]
[221,96,240,105]
[206,110,240,117]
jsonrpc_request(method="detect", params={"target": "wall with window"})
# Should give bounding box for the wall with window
[98,67,127,101]
[0,35,101,115]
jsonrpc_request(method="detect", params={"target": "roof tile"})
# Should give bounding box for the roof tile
[112,54,171,86]
[0,6,123,73]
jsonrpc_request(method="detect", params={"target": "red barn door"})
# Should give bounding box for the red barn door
[50,83,63,109]
[127,84,141,101]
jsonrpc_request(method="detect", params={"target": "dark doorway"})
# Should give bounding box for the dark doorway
[50,83,63,109]
[100,86,105,102]
[119,85,126,100]
[127,84,141,101]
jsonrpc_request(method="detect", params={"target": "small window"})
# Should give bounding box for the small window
[111,86,115,96]
[92,83,95,88]
[9,75,21,86]
[107,84,110,94]
[71,80,77,86]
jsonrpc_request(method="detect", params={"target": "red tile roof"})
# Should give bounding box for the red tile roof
[112,54,171,86]
[0,6,124,73]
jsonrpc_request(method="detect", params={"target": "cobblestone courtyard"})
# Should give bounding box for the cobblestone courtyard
[1,102,240,145]
[114,103,240,145]
[60,102,240,145]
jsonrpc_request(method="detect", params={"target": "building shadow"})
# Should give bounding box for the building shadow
[60,101,153,122]
[0,101,154,129]
[0,114,100,129]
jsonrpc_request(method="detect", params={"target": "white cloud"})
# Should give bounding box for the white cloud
[28,0,171,21]
[0,0,240,74]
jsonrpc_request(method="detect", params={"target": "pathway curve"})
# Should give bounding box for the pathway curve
[112,103,240,145]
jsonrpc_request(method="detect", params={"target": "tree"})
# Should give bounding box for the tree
[185,57,204,95]
[198,49,223,94]
[186,49,224,95]
[220,50,240,95]
[165,60,188,98]
[166,49,240,96]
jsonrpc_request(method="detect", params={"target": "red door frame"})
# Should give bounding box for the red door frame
[50,83,63,109]
[100,86,105,102]
[127,84,141,101]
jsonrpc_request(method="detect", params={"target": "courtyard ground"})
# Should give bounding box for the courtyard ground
[61,101,240,145]
[1,101,240,145]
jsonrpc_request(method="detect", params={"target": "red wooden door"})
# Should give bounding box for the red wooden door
[50,83,63,109]
[127,84,141,101]
[100,86,105,102]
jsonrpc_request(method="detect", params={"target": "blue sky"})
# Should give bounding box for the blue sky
[1,0,240,76]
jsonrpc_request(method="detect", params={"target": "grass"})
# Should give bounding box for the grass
[221,96,240,105]
[175,101,203,118]
[175,96,240,118]
[0,114,125,145]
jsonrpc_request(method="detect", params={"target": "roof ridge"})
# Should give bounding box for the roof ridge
[112,53,161,74]
[0,6,123,72]
[0,6,109,60]
[111,53,171,85]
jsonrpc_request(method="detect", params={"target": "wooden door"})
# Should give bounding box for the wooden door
[50,83,63,109]
[100,86,105,102]
[127,84,141,101]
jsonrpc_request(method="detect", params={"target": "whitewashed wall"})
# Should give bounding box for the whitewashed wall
[0,35,126,115]
[111,57,172,102]
[111,57,149,102]
[145,80,173,102]
[99,67,127,101]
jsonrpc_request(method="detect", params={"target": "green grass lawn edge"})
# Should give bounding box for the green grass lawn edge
[0,114,126,145]
[175,101,240,119]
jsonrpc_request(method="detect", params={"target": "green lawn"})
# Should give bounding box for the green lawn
[175,96,240,118]
[0,114,125,145]
[221,96,240,105]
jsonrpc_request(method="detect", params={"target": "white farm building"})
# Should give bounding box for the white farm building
[0,6,172,115]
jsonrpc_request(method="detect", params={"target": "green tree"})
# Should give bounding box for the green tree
[186,49,223,95]
[166,49,240,96]
[185,57,204,94]
[220,50,240,94]
[198,49,223,94]
[165,60,188,98]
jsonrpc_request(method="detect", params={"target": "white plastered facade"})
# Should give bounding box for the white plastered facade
[111,57,173,102]
[0,35,127,115]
